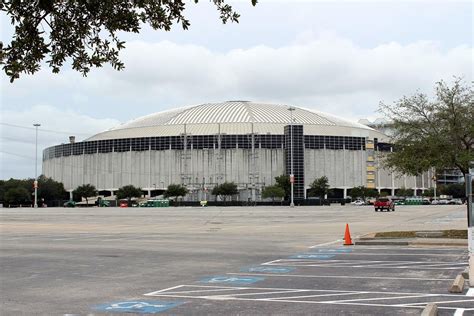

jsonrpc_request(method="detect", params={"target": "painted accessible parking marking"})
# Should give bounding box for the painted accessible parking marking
[264,258,467,270]
[289,254,335,259]
[200,275,264,285]
[309,248,353,253]
[241,266,294,273]
[144,285,474,311]
[94,300,183,314]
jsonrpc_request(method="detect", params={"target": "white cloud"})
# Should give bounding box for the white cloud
[1,33,472,179]
[110,34,472,115]
[0,105,120,179]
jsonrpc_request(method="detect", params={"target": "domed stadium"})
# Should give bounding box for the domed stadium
[43,101,434,201]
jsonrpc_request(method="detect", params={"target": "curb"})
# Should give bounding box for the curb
[449,274,465,293]
[421,303,438,316]
[355,239,467,247]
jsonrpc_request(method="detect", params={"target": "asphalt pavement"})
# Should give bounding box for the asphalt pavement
[0,205,471,315]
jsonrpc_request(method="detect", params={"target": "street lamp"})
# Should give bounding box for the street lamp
[33,123,41,208]
[288,106,295,208]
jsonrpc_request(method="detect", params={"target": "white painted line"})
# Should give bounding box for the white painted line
[226,272,452,282]
[261,259,283,265]
[144,285,186,296]
[145,285,469,297]
[157,288,246,295]
[273,258,463,265]
[309,239,341,248]
[269,292,369,300]
[454,308,465,316]
[323,294,439,304]
[146,293,463,311]
[467,288,474,296]
[398,299,474,306]
[204,290,307,298]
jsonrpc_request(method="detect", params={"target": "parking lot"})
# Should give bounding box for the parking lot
[0,205,472,315]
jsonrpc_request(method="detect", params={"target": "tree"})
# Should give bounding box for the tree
[262,185,285,203]
[379,78,474,188]
[350,186,379,201]
[274,174,290,200]
[397,187,414,197]
[164,184,188,205]
[73,184,97,205]
[422,188,435,198]
[36,175,68,205]
[1,0,257,82]
[439,184,466,198]
[4,187,31,205]
[116,185,142,205]
[212,182,238,202]
[308,176,330,199]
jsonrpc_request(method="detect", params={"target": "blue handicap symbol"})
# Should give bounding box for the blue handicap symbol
[94,300,182,314]
[242,266,294,273]
[200,275,264,285]
[290,254,335,259]
[311,248,352,253]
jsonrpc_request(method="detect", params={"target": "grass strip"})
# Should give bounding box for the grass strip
[375,229,467,239]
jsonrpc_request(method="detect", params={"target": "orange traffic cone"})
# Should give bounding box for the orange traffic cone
[343,223,354,246]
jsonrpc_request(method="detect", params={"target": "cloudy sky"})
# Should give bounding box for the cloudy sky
[1,0,472,179]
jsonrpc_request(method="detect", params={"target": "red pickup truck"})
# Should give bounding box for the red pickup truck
[374,197,395,212]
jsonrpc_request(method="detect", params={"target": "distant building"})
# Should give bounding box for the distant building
[359,118,464,187]
[43,102,434,200]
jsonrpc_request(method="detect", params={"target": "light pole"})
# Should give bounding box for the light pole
[288,106,295,207]
[33,123,41,208]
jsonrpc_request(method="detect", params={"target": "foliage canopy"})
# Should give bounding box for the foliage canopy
[116,184,142,201]
[1,0,257,82]
[212,182,238,201]
[308,176,330,199]
[262,185,285,202]
[0,175,67,206]
[73,184,97,205]
[379,78,473,181]
[350,186,379,201]
[164,184,188,200]
[274,174,290,200]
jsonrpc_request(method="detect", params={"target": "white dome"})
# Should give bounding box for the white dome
[87,101,383,141]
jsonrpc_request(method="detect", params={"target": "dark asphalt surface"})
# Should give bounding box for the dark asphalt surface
[0,206,471,315]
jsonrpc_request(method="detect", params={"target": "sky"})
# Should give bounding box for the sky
[0,0,473,179]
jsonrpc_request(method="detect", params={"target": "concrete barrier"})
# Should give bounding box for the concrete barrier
[449,274,465,293]
[421,303,437,316]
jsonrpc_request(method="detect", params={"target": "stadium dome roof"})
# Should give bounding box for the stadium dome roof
[86,101,386,141]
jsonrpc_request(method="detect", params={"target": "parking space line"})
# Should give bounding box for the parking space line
[144,285,188,296]
[144,284,473,310]
[454,308,465,316]
[323,294,439,304]
[266,258,467,270]
[397,299,474,306]
[145,285,470,297]
[268,292,369,300]
[309,239,341,248]
[226,272,452,281]
[205,290,307,298]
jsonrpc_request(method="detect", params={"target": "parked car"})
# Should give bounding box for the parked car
[374,197,395,212]
[351,200,365,206]
[448,199,463,205]
[394,199,405,206]
[63,200,76,208]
